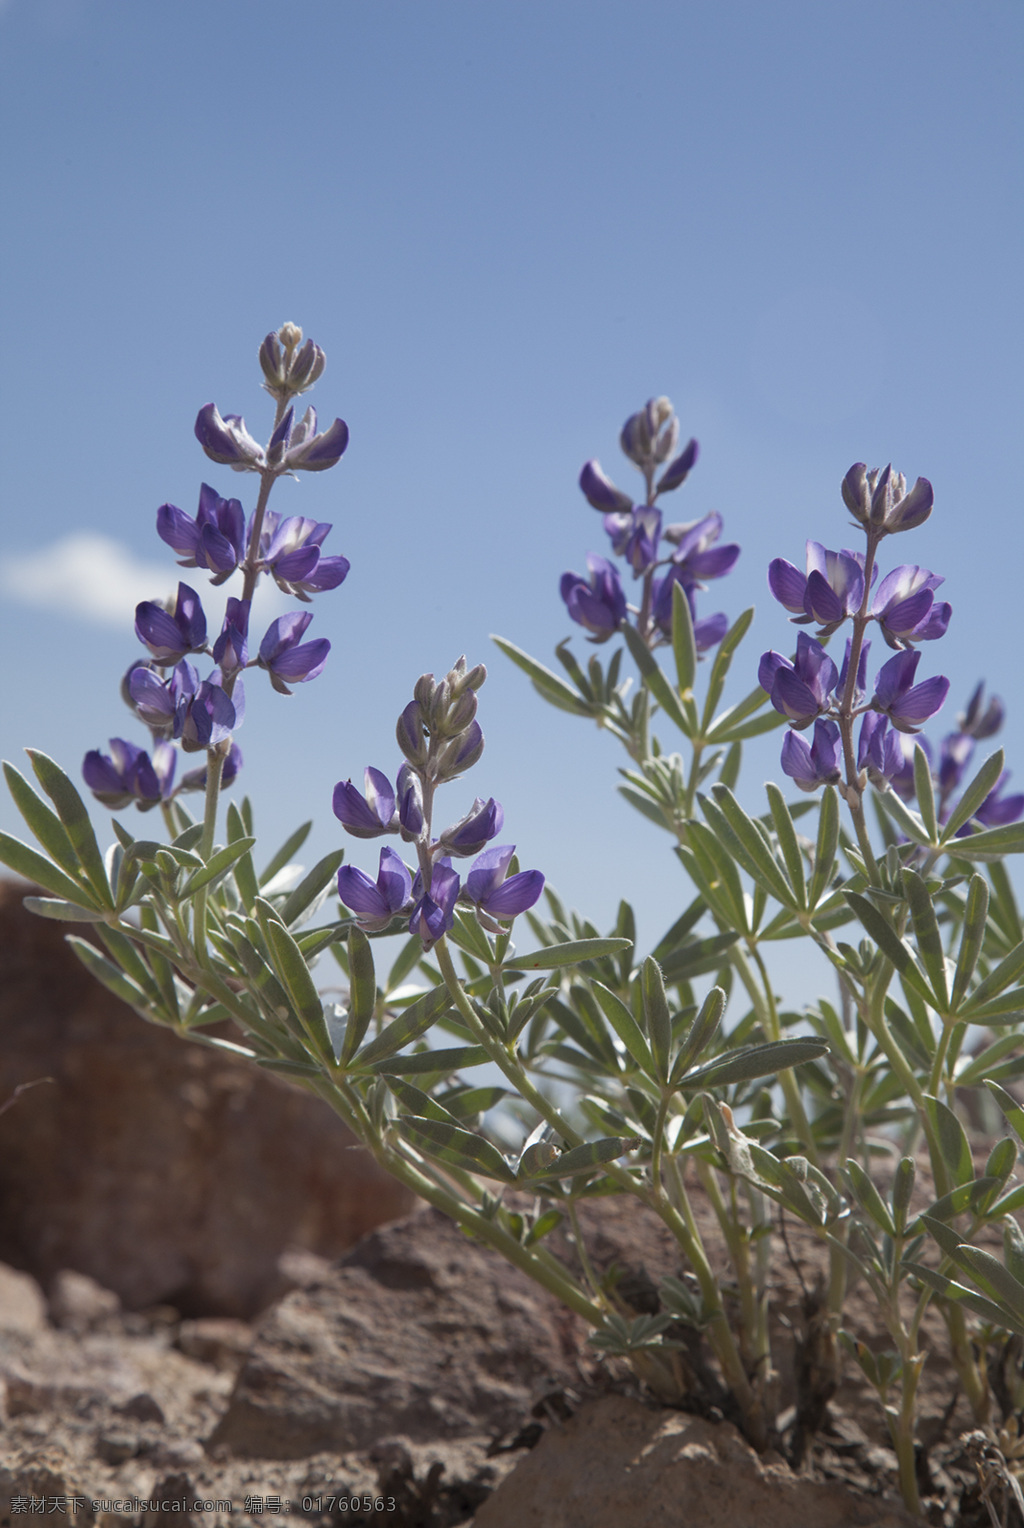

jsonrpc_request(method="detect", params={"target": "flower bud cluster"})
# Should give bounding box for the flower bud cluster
[562,398,737,651]
[333,659,543,948]
[83,326,349,813]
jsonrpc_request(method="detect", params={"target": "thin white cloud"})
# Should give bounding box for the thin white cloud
[0,531,288,630]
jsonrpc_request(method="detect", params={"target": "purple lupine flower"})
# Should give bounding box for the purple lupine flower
[664,512,740,585]
[938,732,975,798]
[408,860,461,947]
[620,398,679,471]
[332,767,398,838]
[603,506,662,575]
[435,720,485,782]
[156,484,247,582]
[651,569,728,651]
[871,564,951,649]
[888,732,924,801]
[396,763,424,839]
[857,713,905,790]
[439,797,505,857]
[179,741,244,793]
[579,460,633,514]
[960,683,1005,740]
[872,649,949,734]
[254,510,350,598]
[768,542,866,636]
[758,633,839,729]
[265,405,349,474]
[212,598,250,677]
[128,660,199,734]
[841,463,933,535]
[177,672,242,752]
[135,582,208,665]
[974,774,1024,828]
[83,738,175,810]
[194,404,266,472]
[257,612,330,694]
[464,845,545,919]
[560,554,627,641]
[781,719,841,793]
[656,438,699,495]
[338,847,414,932]
[259,330,325,399]
[397,700,429,768]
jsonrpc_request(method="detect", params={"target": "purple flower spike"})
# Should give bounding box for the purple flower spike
[837,637,870,707]
[408,861,461,948]
[665,512,740,585]
[213,598,250,677]
[83,738,175,810]
[180,741,244,794]
[396,763,425,839]
[620,398,679,471]
[781,720,841,793]
[338,847,413,932]
[651,570,727,651]
[560,554,627,642]
[464,844,545,919]
[256,510,350,599]
[842,462,933,535]
[872,648,949,734]
[194,404,265,472]
[135,582,208,665]
[604,506,662,575]
[656,439,699,495]
[440,797,505,857]
[177,673,240,753]
[266,405,349,474]
[332,767,398,838]
[871,564,950,649]
[857,713,905,790]
[960,683,1005,740]
[257,611,330,694]
[758,632,839,729]
[768,541,865,636]
[579,460,633,514]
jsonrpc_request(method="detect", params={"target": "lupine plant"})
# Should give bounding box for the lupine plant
[4,344,1024,1520]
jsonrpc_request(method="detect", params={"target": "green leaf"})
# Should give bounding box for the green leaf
[492,636,593,716]
[765,784,806,909]
[807,785,840,910]
[640,956,672,1082]
[264,917,331,1053]
[278,849,345,927]
[226,801,258,911]
[22,895,107,922]
[682,1037,827,1090]
[3,762,83,879]
[922,1095,973,1187]
[259,821,312,887]
[670,579,697,696]
[950,822,1024,861]
[957,938,1024,1016]
[440,1085,509,1119]
[521,1135,639,1182]
[383,1076,464,1127]
[950,874,990,1012]
[509,936,632,971]
[875,789,932,848]
[26,750,112,906]
[397,1115,515,1182]
[913,744,939,843]
[351,983,453,1069]
[0,831,102,908]
[706,786,798,910]
[181,837,258,898]
[903,1264,1017,1332]
[987,1081,1024,1147]
[704,684,777,746]
[589,980,655,1075]
[941,749,1005,841]
[670,986,725,1084]
[375,1043,490,1076]
[701,607,755,728]
[65,935,155,1014]
[341,926,377,1063]
[659,932,738,985]
[901,869,948,1012]
[622,624,692,738]
[843,1158,897,1237]
[844,891,933,1003]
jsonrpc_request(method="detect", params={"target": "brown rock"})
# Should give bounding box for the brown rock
[0,1262,47,1334]
[0,880,414,1317]
[48,1268,121,1332]
[209,1206,587,1458]
[473,1394,918,1528]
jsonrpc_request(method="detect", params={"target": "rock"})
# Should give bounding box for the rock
[473,1394,919,1528]
[209,1206,588,1458]
[0,1263,47,1334]
[176,1318,253,1372]
[48,1269,121,1332]
[0,880,414,1317]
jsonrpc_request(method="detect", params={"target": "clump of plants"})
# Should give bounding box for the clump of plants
[5,327,1024,1519]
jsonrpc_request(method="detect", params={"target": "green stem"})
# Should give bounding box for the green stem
[733,942,817,1162]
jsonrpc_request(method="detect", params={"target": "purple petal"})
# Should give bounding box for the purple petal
[481,868,545,918]
[337,864,390,919]
[768,559,808,614]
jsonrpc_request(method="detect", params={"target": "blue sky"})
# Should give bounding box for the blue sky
[1,0,1021,1003]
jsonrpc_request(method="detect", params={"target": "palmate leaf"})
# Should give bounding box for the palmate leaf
[350,983,453,1069]
[3,761,83,879]
[397,1115,516,1182]
[0,831,102,910]
[26,750,112,907]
